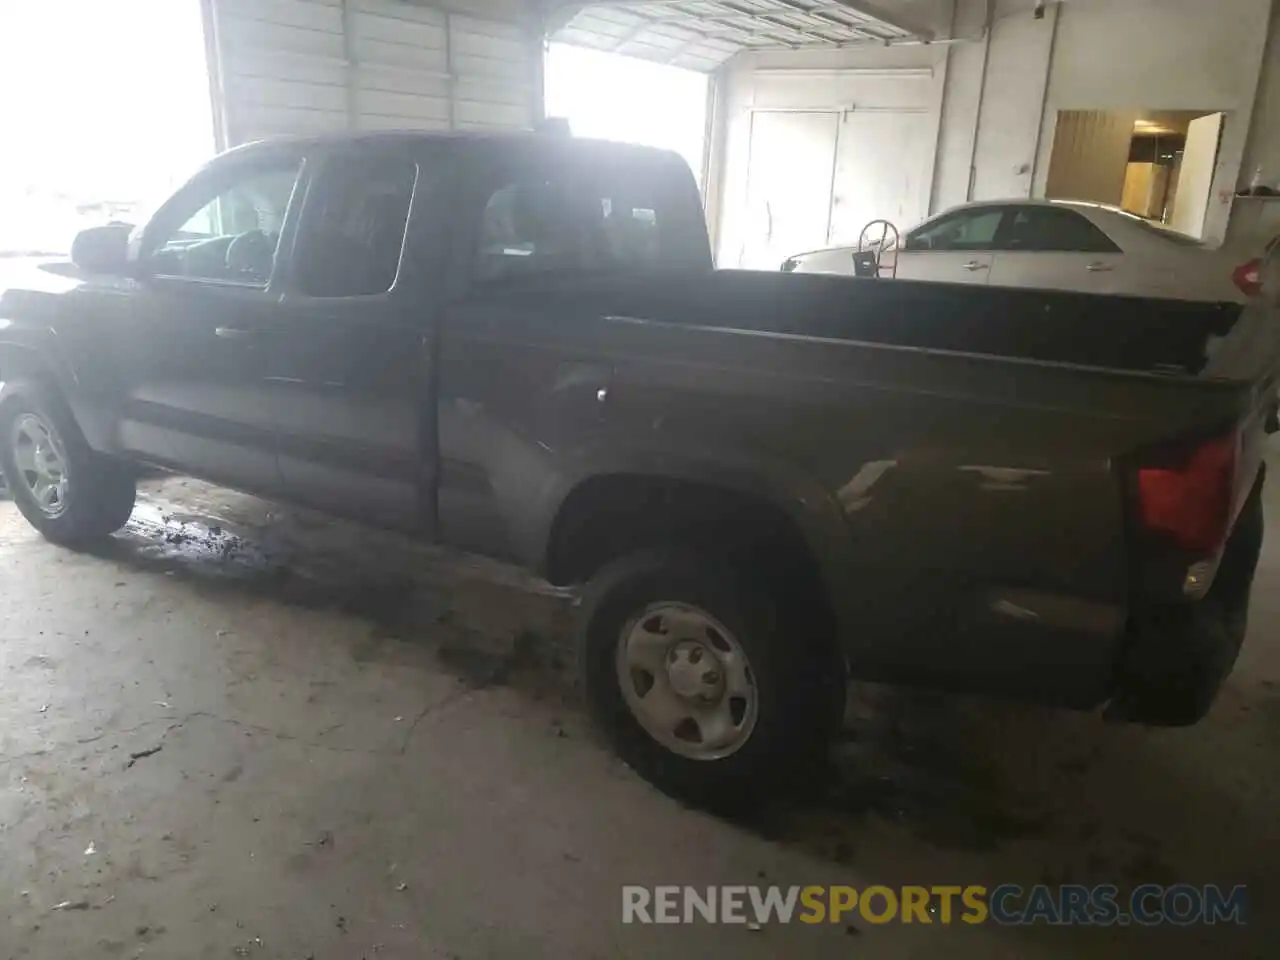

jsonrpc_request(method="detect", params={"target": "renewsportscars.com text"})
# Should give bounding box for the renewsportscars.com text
[622,884,1248,927]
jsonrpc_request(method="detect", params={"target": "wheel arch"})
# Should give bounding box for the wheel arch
[540,466,851,690]
[0,340,61,388]
[0,338,117,454]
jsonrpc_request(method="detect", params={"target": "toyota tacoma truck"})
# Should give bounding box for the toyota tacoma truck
[1,132,1276,804]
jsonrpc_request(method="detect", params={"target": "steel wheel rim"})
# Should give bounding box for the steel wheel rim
[10,413,71,518]
[616,601,759,761]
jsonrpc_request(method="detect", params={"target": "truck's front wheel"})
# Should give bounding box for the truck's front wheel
[578,550,836,807]
[0,386,136,545]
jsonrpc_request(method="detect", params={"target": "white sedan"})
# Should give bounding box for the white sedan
[782,200,1258,304]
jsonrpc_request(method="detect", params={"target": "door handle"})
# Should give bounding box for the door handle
[1085,262,1114,273]
[962,261,989,271]
[214,326,254,340]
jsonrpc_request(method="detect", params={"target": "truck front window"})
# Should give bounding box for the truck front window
[149,161,302,285]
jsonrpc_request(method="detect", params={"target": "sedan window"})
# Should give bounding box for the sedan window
[904,208,1006,252]
[997,207,1121,253]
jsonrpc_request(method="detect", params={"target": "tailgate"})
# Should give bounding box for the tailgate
[1204,263,1280,534]
[1107,287,1278,725]
[1108,285,1277,724]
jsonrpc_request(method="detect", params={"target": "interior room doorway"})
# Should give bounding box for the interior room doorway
[1045,109,1225,238]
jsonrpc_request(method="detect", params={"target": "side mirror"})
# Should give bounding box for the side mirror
[70,223,133,275]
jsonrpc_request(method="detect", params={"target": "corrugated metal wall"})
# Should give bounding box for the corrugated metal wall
[203,0,540,148]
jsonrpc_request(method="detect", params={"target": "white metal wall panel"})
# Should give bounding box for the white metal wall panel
[737,111,840,268]
[450,15,536,129]
[968,6,1055,202]
[352,1,451,130]
[210,0,349,144]
[827,108,932,246]
[713,51,943,266]
[205,0,537,148]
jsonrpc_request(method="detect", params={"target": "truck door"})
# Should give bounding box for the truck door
[107,154,306,491]
[263,146,441,532]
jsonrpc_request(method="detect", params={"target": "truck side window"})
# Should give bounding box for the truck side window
[293,155,418,298]
[472,156,709,286]
[146,163,302,286]
[474,178,580,283]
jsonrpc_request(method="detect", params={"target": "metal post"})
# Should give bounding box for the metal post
[199,0,231,150]
[445,12,457,129]
[967,0,995,201]
[1028,1,1062,197]
[340,0,358,128]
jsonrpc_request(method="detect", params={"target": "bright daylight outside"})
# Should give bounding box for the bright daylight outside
[0,0,213,256]
[544,42,709,187]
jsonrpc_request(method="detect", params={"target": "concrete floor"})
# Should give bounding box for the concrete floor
[1,467,1278,960]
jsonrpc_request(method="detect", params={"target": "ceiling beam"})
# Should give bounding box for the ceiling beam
[545,0,936,48]
[829,1,935,40]
[730,0,890,41]
[546,0,924,35]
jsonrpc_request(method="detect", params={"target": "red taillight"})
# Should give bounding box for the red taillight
[1233,259,1262,297]
[1136,431,1239,554]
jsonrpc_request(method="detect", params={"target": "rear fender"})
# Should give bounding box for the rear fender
[526,447,858,634]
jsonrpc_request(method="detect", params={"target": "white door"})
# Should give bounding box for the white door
[894,206,1006,285]
[987,205,1125,294]
[1169,112,1224,239]
[828,109,932,247]
[739,111,839,269]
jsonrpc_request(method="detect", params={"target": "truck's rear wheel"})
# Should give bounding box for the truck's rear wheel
[578,549,836,807]
[0,386,136,545]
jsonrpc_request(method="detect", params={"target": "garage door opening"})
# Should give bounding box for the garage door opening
[544,43,710,189]
[1045,109,1226,239]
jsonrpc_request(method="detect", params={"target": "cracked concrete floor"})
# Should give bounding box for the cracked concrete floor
[1,471,1278,959]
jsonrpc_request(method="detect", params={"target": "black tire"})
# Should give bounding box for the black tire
[578,549,839,808]
[0,383,136,545]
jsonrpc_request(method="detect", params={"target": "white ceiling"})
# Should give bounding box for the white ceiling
[553,0,929,72]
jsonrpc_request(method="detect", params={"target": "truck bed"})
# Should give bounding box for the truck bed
[488,268,1246,379]
[452,268,1276,712]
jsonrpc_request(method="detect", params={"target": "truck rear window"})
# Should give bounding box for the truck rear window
[473,154,710,285]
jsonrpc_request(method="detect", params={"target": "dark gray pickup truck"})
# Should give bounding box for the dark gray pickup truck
[1,131,1276,803]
